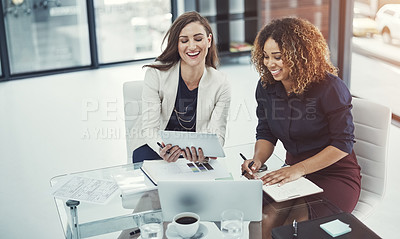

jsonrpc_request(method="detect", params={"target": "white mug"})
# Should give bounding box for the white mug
[170,212,200,238]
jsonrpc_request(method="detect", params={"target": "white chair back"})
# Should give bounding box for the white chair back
[123,81,144,162]
[351,97,391,220]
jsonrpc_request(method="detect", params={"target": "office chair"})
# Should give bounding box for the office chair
[351,97,391,220]
[123,81,144,163]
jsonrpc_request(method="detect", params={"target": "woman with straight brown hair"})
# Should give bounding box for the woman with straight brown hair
[131,11,231,163]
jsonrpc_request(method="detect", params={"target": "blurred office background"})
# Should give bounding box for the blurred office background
[0,0,399,238]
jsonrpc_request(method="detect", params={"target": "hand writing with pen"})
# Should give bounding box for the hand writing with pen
[241,157,264,178]
[241,155,305,186]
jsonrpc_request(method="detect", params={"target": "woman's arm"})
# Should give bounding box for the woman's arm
[242,81,278,177]
[141,68,181,162]
[260,145,347,185]
[298,145,348,175]
[253,139,275,165]
[242,139,275,178]
[205,78,231,146]
[141,68,163,152]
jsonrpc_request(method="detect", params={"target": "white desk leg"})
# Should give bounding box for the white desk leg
[66,200,81,239]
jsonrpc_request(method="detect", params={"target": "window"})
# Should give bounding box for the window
[0,0,173,80]
[185,0,330,58]
[259,0,330,40]
[2,0,91,74]
[351,0,400,116]
[94,0,171,64]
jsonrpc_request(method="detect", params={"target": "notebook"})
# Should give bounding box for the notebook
[159,130,225,157]
[262,176,323,202]
[158,180,263,221]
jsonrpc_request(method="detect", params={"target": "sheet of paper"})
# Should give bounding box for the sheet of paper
[112,169,157,196]
[52,176,119,204]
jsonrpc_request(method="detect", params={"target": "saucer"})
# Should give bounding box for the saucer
[166,222,208,239]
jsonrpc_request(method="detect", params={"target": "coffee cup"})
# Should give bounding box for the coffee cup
[171,212,200,238]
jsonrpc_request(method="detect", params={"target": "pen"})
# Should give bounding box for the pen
[293,219,298,238]
[129,228,140,236]
[157,142,170,154]
[240,153,254,176]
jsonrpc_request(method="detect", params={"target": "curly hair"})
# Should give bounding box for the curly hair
[144,11,218,71]
[251,17,337,94]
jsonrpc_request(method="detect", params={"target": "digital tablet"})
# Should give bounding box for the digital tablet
[159,130,225,157]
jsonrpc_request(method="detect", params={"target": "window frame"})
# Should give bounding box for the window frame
[0,1,10,80]
[329,0,354,87]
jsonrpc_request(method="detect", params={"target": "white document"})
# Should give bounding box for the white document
[112,169,157,196]
[51,176,119,204]
[159,130,225,157]
[262,176,323,202]
[141,158,232,185]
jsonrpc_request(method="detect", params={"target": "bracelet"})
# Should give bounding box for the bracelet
[299,162,307,176]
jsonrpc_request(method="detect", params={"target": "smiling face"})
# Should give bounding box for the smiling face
[263,37,290,84]
[178,21,212,68]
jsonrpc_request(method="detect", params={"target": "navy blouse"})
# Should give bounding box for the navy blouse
[256,73,355,156]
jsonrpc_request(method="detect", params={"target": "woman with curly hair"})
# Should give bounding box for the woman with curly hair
[241,17,361,238]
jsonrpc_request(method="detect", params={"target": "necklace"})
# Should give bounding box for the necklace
[286,87,294,95]
[174,111,196,130]
[173,98,197,130]
[174,108,196,123]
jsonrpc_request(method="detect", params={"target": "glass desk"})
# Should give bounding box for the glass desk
[50,143,341,239]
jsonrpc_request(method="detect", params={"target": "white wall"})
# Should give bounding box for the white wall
[0,63,146,238]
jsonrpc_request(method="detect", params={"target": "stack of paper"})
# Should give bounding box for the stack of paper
[320,219,352,237]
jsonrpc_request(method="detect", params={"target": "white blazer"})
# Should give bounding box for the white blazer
[132,62,231,154]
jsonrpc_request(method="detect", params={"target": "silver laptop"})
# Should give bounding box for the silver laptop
[157,180,263,221]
